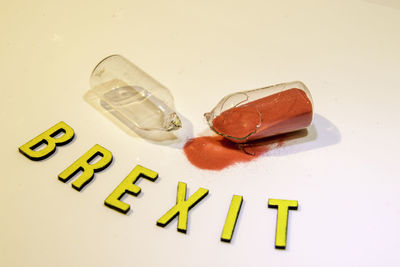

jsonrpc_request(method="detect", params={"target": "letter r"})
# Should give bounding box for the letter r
[58,144,113,191]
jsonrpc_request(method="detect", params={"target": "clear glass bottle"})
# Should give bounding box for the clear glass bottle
[85,55,181,134]
[204,81,313,143]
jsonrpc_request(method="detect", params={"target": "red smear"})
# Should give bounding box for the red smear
[183,136,274,170]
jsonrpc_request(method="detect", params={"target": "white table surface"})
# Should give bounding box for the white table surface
[1,0,400,266]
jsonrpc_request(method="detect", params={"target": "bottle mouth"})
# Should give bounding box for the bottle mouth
[164,112,182,131]
[204,112,213,123]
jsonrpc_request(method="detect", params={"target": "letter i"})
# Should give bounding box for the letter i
[221,195,243,242]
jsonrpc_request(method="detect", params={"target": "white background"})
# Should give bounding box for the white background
[1,0,400,266]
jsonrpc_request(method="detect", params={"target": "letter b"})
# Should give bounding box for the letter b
[18,121,75,160]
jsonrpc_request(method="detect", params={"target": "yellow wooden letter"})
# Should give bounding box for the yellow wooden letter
[18,121,74,160]
[221,195,243,243]
[157,181,209,233]
[104,165,158,214]
[58,144,113,191]
[268,198,298,249]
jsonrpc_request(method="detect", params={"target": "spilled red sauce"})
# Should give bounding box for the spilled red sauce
[183,136,278,170]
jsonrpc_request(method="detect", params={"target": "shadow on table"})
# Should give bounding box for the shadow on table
[239,114,341,157]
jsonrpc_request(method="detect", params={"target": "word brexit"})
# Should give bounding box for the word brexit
[18,121,299,249]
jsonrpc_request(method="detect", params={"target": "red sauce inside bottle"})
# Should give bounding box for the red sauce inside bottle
[211,88,312,143]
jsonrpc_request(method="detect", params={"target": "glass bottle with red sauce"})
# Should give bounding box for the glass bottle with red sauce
[204,81,313,143]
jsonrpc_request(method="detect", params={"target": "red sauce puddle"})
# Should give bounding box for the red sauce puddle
[183,136,281,170]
